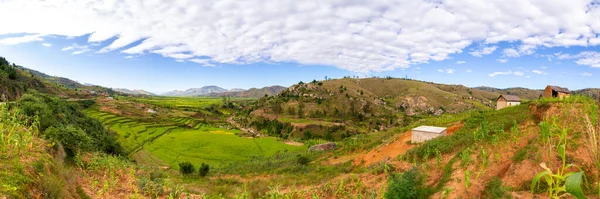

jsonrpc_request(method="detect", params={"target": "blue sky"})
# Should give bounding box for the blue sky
[1,1,600,93]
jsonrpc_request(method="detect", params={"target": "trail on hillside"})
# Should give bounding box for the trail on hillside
[353,123,463,166]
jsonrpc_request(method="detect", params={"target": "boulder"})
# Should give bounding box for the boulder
[308,142,337,151]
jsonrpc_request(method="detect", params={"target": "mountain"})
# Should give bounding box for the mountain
[229,88,246,92]
[162,86,228,96]
[208,86,286,98]
[113,88,155,96]
[472,86,543,100]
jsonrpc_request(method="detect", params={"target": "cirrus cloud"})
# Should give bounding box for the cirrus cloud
[1,0,600,72]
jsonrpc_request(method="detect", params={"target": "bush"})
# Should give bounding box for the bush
[385,168,426,199]
[297,155,310,165]
[483,177,506,199]
[18,92,124,156]
[44,125,92,158]
[179,161,195,175]
[199,163,210,177]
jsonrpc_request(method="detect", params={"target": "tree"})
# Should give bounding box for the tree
[198,163,210,177]
[297,101,305,118]
[297,155,310,165]
[179,161,195,175]
[385,167,425,199]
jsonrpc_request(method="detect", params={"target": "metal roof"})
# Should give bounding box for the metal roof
[498,94,521,102]
[412,126,447,134]
[547,85,571,94]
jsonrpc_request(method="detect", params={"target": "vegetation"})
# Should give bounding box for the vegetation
[385,167,427,199]
[18,92,123,157]
[179,161,195,175]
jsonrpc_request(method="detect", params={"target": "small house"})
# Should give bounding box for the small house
[544,85,571,99]
[496,94,521,110]
[412,126,447,143]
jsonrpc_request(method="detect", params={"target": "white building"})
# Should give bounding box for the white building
[411,126,447,143]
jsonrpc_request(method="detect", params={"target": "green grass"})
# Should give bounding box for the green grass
[122,96,253,110]
[85,109,306,169]
[145,128,305,168]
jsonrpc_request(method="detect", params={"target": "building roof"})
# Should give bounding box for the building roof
[498,94,521,102]
[547,85,571,94]
[412,126,446,134]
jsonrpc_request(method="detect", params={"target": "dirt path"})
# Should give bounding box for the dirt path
[353,122,463,166]
[353,130,413,166]
[227,116,261,137]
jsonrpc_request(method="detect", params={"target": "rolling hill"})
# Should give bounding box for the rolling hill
[207,85,286,98]
[162,86,228,96]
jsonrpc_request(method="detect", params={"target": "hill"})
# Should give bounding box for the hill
[162,86,228,96]
[237,78,505,140]
[472,86,544,100]
[113,88,156,96]
[0,57,71,101]
[208,85,286,98]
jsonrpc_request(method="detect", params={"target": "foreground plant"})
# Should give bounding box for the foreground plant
[531,126,587,199]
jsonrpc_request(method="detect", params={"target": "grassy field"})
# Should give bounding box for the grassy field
[122,96,253,110]
[85,109,306,169]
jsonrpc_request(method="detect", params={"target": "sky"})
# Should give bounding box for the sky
[0,0,599,93]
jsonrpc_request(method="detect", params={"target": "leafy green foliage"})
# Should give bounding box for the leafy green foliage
[18,92,124,156]
[198,163,210,177]
[385,168,426,199]
[483,177,507,199]
[297,155,310,165]
[178,161,195,175]
[44,125,92,157]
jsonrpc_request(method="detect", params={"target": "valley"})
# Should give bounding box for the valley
[2,57,600,198]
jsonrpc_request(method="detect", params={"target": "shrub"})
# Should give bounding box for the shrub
[178,161,195,175]
[297,155,310,165]
[199,163,210,177]
[44,125,92,158]
[483,177,506,199]
[385,167,426,199]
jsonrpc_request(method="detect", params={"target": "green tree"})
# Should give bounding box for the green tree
[178,161,195,175]
[385,168,426,199]
[198,163,210,177]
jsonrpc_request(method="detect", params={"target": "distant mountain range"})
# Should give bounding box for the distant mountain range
[113,88,156,96]
[207,86,287,98]
[160,85,287,98]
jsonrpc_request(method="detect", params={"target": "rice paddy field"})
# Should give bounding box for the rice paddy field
[85,109,306,169]
[122,96,254,110]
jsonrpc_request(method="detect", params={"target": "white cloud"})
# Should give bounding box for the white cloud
[61,44,91,55]
[42,43,52,47]
[489,70,525,77]
[502,48,520,58]
[554,51,600,68]
[438,69,454,74]
[531,70,547,75]
[497,59,508,63]
[124,55,135,59]
[470,46,497,57]
[189,58,216,67]
[574,52,600,68]
[540,66,548,69]
[466,69,472,73]
[0,34,44,45]
[581,72,593,76]
[1,1,600,72]
[456,61,466,64]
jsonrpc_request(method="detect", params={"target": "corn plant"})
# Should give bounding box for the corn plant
[464,170,471,191]
[531,126,587,199]
[460,147,471,168]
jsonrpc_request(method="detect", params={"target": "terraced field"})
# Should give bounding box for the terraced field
[85,109,307,168]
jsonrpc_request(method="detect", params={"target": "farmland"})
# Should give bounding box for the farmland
[85,99,306,169]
